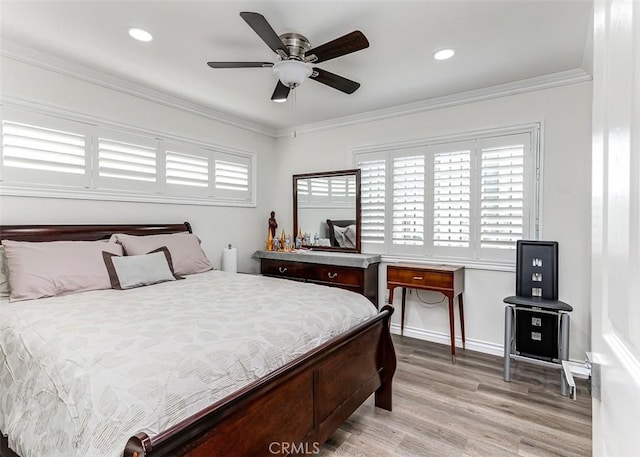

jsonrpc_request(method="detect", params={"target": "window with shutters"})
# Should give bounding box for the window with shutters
[96,129,158,192]
[0,111,91,188]
[431,142,472,258]
[0,107,256,206]
[164,142,210,197]
[478,133,530,261]
[353,125,539,266]
[356,154,386,246]
[214,151,252,202]
[392,151,425,249]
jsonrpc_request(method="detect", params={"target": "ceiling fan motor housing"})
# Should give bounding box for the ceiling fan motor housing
[279,33,311,59]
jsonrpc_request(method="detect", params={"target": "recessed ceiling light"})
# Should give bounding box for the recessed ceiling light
[128,28,153,42]
[434,49,455,60]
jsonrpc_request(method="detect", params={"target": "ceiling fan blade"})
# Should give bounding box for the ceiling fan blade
[306,31,369,64]
[240,12,289,57]
[310,68,360,94]
[207,62,273,69]
[271,81,291,102]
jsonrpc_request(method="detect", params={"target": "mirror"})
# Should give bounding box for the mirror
[293,169,361,253]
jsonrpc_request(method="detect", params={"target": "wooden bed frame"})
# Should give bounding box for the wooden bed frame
[0,223,396,457]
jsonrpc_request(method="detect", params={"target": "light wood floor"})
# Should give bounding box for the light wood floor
[319,336,592,457]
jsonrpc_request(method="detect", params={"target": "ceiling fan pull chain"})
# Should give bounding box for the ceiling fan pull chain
[291,88,297,139]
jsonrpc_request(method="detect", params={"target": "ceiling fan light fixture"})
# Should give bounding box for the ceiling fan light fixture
[273,60,312,88]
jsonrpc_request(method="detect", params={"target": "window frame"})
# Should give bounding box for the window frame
[0,106,257,207]
[351,123,541,267]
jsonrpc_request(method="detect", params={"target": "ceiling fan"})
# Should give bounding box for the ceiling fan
[207,12,369,102]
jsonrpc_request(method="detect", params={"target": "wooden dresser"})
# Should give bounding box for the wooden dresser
[255,251,381,307]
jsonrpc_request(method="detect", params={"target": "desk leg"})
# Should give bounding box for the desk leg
[401,288,407,336]
[458,294,466,350]
[504,306,513,382]
[388,286,395,305]
[448,295,456,363]
[560,313,571,396]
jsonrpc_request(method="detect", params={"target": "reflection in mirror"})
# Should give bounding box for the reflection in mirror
[293,169,361,253]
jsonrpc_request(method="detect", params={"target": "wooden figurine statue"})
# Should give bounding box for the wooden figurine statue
[268,211,278,238]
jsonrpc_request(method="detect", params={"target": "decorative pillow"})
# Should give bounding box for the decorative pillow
[333,225,357,249]
[1,240,124,302]
[118,232,212,276]
[103,246,182,290]
[0,246,10,297]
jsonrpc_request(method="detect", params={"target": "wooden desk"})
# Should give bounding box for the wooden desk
[387,264,465,363]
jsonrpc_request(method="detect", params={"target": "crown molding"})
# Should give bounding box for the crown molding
[276,68,592,138]
[0,40,276,138]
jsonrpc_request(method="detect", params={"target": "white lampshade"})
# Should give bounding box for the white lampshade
[273,60,312,87]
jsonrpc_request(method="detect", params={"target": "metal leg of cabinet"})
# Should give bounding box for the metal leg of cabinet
[503,304,572,397]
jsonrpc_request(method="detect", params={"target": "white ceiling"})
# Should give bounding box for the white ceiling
[1,0,592,131]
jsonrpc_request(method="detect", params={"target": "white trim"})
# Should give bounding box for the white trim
[0,41,276,138]
[0,183,256,207]
[350,122,541,155]
[277,69,591,137]
[604,331,640,385]
[390,323,504,357]
[392,323,588,363]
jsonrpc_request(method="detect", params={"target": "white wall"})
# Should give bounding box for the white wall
[0,56,277,273]
[272,82,593,359]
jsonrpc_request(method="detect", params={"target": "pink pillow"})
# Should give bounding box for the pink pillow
[118,233,212,276]
[1,240,124,302]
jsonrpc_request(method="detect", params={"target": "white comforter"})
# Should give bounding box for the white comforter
[0,271,376,457]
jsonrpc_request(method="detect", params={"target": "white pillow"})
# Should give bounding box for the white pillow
[103,247,180,289]
[333,224,357,249]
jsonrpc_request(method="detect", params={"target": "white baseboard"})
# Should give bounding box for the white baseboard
[390,323,504,357]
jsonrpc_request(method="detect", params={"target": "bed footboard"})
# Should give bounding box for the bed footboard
[124,306,396,457]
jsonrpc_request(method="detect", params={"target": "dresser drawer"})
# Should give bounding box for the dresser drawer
[261,259,305,279]
[306,264,363,287]
[387,266,454,290]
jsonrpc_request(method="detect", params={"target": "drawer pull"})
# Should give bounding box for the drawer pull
[279,267,288,273]
[413,276,423,280]
[328,272,338,279]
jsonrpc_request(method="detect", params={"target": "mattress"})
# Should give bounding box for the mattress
[0,271,377,457]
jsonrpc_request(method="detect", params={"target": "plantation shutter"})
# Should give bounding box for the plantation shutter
[214,151,252,202]
[357,155,386,244]
[297,178,310,205]
[309,177,330,204]
[392,150,425,246]
[329,176,348,204]
[479,134,528,252]
[1,112,90,187]
[163,142,209,196]
[96,129,158,191]
[432,146,471,249]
